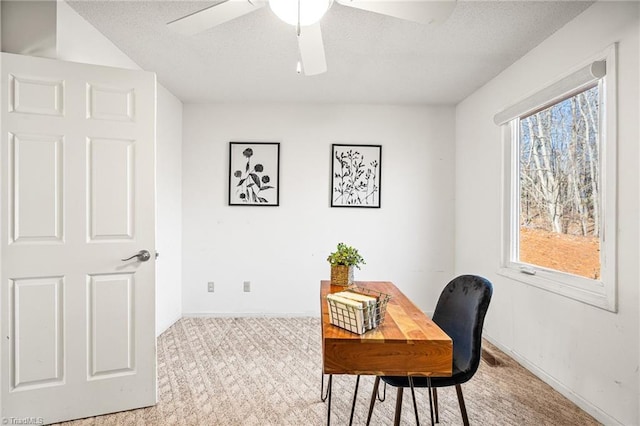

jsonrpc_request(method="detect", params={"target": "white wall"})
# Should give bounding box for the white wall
[1,1,56,57]
[455,3,639,425]
[56,0,139,70]
[156,85,183,334]
[55,0,184,336]
[182,104,455,315]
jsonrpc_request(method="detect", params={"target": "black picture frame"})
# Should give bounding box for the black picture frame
[331,144,382,208]
[229,142,280,206]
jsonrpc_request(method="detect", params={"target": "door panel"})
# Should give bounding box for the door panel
[11,277,64,390]
[88,137,134,240]
[1,52,156,424]
[10,133,64,243]
[9,75,64,116]
[87,84,135,122]
[88,273,135,379]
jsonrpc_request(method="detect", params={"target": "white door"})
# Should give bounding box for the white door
[0,52,157,424]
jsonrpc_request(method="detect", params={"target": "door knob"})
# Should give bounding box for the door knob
[121,250,151,262]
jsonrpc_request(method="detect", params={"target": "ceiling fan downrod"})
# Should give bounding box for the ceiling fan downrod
[297,0,301,36]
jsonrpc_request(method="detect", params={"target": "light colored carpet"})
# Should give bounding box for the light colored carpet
[56,317,600,425]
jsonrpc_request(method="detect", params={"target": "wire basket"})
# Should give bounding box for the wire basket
[326,286,391,335]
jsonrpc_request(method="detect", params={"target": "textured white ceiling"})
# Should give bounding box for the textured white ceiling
[67,0,593,104]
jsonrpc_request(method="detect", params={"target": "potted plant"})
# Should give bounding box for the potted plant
[327,243,366,286]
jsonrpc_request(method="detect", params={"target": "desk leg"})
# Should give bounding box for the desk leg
[326,374,333,426]
[433,388,439,423]
[408,376,420,426]
[393,387,403,426]
[366,376,380,426]
[321,373,330,402]
[348,375,361,426]
[378,381,387,402]
[427,377,435,426]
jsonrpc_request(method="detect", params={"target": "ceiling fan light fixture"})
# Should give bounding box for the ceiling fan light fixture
[269,0,333,26]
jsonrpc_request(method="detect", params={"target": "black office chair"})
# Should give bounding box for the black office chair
[365,274,493,426]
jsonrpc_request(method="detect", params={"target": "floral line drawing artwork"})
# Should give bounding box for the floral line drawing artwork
[229,142,280,206]
[234,148,273,202]
[331,144,381,208]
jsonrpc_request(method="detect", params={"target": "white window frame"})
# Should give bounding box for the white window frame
[496,44,617,312]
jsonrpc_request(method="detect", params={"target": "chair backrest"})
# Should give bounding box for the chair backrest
[432,275,493,382]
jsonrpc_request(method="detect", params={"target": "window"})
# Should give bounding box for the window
[496,45,617,311]
[519,85,600,279]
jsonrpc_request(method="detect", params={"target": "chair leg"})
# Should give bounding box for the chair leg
[433,387,439,423]
[408,377,420,426]
[348,375,361,426]
[366,376,380,426]
[455,384,470,426]
[393,387,403,426]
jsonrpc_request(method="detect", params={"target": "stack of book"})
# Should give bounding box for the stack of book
[327,289,381,335]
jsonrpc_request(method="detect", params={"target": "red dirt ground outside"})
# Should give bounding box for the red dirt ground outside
[519,228,600,280]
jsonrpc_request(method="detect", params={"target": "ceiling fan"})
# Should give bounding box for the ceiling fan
[167,0,457,76]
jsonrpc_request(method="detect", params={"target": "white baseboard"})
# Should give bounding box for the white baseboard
[156,312,182,337]
[182,312,318,318]
[484,335,624,426]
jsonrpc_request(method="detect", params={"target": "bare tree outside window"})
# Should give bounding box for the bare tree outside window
[518,85,600,279]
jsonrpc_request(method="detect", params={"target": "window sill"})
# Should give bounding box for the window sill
[497,266,616,312]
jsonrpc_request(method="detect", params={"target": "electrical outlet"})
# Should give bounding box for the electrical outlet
[207,282,215,292]
[243,281,251,292]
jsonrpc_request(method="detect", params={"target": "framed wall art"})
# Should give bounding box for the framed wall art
[229,142,280,206]
[331,144,381,208]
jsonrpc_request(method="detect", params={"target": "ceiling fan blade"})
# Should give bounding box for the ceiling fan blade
[335,0,456,25]
[167,0,267,36]
[297,23,327,76]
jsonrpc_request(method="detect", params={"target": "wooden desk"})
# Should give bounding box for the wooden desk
[321,280,453,377]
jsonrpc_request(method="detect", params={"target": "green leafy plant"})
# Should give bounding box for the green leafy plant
[327,243,366,269]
